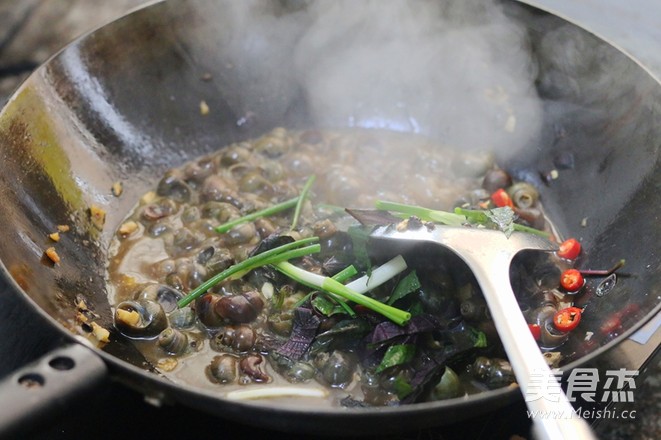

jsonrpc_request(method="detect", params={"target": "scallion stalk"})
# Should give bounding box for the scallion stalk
[375,200,465,226]
[215,197,299,234]
[345,255,407,293]
[177,237,320,308]
[291,264,358,310]
[376,200,549,238]
[274,261,411,325]
[331,264,358,283]
[290,175,316,231]
[228,244,321,280]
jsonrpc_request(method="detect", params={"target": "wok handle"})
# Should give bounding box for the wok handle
[0,343,108,437]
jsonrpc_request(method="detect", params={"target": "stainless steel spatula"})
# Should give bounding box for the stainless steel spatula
[370,224,595,440]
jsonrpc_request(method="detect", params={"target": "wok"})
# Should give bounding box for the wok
[0,0,659,436]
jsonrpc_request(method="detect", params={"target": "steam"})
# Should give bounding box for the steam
[294,0,542,156]
[186,0,543,158]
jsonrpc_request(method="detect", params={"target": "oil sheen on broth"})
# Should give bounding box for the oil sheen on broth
[107,127,558,408]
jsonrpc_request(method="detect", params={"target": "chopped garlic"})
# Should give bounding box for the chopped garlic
[49,232,60,242]
[45,247,60,264]
[543,351,562,368]
[90,205,106,230]
[112,181,123,197]
[261,282,274,299]
[396,218,409,232]
[200,100,210,115]
[118,220,139,237]
[116,308,140,326]
[76,312,89,323]
[141,191,156,204]
[90,322,110,343]
[157,358,178,372]
[57,224,70,232]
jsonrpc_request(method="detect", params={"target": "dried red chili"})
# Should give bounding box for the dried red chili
[553,306,582,332]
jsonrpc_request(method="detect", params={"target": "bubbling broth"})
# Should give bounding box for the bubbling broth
[108,128,574,407]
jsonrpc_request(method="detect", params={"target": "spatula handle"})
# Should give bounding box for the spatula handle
[464,252,596,440]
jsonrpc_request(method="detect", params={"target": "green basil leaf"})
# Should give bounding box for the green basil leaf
[392,374,414,399]
[471,328,488,348]
[311,295,345,317]
[387,270,421,305]
[376,344,416,373]
[408,301,425,317]
[347,225,372,270]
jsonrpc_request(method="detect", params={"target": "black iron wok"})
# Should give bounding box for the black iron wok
[0,0,658,436]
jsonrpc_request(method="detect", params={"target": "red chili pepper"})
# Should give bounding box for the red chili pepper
[491,188,514,208]
[557,238,581,260]
[600,314,622,335]
[599,304,637,336]
[528,323,541,341]
[560,269,584,292]
[553,306,582,332]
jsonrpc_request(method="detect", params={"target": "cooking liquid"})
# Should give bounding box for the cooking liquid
[106,128,507,407]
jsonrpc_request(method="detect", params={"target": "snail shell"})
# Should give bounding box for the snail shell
[114,299,167,339]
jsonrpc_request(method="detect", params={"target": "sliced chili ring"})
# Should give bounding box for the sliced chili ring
[553,306,582,332]
[528,323,541,341]
[560,268,585,292]
[491,188,514,208]
[557,238,581,260]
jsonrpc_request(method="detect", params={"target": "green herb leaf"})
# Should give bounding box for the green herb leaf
[271,287,286,311]
[347,225,372,270]
[387,270,421,305]
[485,207,516,238]
[392,374,414,399]
[311,295,346,317]
[471,328,488,348]
[309,318,371,356]
[408,301,425,316]
[376,344,416,373]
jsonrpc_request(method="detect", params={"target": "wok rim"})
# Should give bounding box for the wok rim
[3,261,659,425]
[0,0,659,431]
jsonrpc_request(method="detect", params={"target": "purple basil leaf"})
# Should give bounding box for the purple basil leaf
[276,307,321,360]
[368,314,444,345]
